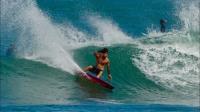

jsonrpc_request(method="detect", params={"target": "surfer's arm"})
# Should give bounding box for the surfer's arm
[107,61,112,80]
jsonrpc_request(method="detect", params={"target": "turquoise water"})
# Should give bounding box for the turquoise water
[1,104,199,112]
[1,0,199,111]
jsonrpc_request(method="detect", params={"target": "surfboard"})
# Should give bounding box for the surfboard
[77,71,114,90]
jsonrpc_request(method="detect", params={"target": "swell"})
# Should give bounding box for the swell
[0,54,169,105]
[0,43,198,106]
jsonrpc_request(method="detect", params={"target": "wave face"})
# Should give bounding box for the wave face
[0,0,199,106]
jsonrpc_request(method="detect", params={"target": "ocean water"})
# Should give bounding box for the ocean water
[0,0,199,111]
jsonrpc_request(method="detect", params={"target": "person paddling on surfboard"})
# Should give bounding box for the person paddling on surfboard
[83,48,112,80]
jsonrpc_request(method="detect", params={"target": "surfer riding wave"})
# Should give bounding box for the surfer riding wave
[83,48,112,80]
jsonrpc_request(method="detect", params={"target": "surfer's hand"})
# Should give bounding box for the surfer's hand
[108,74,112,80]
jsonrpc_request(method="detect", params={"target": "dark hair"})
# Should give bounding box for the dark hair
[98,48,108,53]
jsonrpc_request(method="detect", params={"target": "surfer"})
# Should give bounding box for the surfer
[83,48,112,80]
[160,19,167,32]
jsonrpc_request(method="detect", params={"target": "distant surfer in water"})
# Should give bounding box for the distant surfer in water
[160,19,167,32]
[83,48,112,80]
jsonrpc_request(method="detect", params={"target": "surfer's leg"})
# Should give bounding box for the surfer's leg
[83,65,93,71]
[96,71,103,78]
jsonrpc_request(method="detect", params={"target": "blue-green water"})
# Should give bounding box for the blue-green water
[1,0,199,111]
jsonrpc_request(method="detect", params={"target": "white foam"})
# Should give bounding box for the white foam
[132,0,199,103]
[87,98,122,104]
[133,34,200,97]
[134,0,200,96]
[178,1,200,32]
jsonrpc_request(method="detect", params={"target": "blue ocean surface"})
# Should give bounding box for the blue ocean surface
[1,0,199,111]
[1,104,199,112]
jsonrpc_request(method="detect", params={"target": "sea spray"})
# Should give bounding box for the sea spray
[88,15,133,43]
[1,0,85,74]
[178,1,200,33]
